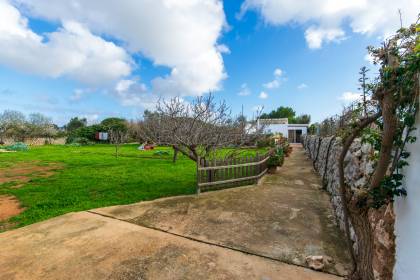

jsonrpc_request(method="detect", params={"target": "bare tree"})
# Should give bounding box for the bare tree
[109,129,127,158]
[28,113,57,143]
[108,123,128,158]
[0,110,27,142]
[139,94,264,163]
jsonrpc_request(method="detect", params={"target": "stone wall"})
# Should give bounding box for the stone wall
[1,137,66,146]
[303,135,395,279]
[303,136,375,233]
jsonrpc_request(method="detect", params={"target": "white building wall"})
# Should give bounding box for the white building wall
[264,124,289,136]
[394,111,420,279]
[288,125,308,135]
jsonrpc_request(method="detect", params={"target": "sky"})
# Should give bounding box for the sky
[0,0,419,125]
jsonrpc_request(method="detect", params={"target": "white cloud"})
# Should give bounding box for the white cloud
[70,88,92,101]
[70,90,84,102]
[238,83,251,96]
[82,114,100,124]
[113,79,157,109]
[263,67,284,89]
[241,0,420,49]
[364,53,375,65]
[273,68,283,77]
[259,91,268,99]
[305,26,346,49]
[216,44,231,54]
[263,79,280,89]
[13,0,227,99]
[0,1,132,85]
[339,91,361,102]
[297,83,308,90]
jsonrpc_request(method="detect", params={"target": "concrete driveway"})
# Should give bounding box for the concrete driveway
[92,146,350,275]
[0,146,349,279]
[0,211,341,280]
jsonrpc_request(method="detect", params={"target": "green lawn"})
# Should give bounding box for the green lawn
[0,144,265,229]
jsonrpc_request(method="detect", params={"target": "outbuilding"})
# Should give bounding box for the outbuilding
[257,118,308,143]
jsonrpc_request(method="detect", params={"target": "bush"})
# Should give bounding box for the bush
[5,142,29,151]
[154,150,170,156]
[66,143,81,147]
[66,137,93,146]
[257,136,275,148]
[66,124,105,144]
[275,147,285,166]
[267,154,281,168]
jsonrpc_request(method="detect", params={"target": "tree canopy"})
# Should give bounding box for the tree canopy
[260,106,311,124]
[101,117,127,132]
[0,110,58,142]
[65,117,87,132]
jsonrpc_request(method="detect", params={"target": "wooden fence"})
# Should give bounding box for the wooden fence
[196,149,274,193]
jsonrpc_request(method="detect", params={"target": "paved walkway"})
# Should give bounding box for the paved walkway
[0,146,349,280]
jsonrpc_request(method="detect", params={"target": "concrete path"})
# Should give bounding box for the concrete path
[93,145,350,275]
[0,146,349,280]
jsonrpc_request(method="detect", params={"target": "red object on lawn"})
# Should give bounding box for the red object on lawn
[144,144,155,150]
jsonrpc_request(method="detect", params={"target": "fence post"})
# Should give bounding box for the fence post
[196,156,201,195]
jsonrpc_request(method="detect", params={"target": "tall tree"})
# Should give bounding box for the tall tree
[65,117,87,132]
[260,106,296,121]
[292,114,311,124]
[260,106,311,124]
[101,117,126,130]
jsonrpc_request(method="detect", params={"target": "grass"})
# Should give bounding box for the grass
[0,144,266,229]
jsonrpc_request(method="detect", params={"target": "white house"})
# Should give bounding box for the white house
[257,118,308,143]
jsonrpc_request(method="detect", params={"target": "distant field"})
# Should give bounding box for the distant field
[0,144,265,229]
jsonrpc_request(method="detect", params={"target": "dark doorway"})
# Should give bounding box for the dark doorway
[296,130,302,143]
[288,129,303,143]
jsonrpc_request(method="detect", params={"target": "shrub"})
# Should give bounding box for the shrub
[5,142,29,151]
[275,147,285,166]
[267,154,281,168]
[66,124,105,144]
[257,135,275,148]
[154,150,170,156]
[66,137,93,146]
[66,143,81,147]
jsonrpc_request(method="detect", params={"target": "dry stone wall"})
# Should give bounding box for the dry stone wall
[1,137,66,146]
[303,135,396,279]
[303,135,375,233]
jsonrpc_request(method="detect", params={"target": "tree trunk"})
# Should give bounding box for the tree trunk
[173,146,178,163]
[371,93,397,189]
[348,204,374,280]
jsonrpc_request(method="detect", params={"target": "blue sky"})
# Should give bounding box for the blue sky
[0,0,418,125]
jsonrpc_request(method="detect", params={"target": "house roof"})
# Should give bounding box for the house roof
[287,124,309,127]
[257,118,288,125]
